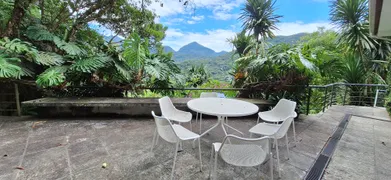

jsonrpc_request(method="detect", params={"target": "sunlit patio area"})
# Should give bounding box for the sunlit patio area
[0,105,389,180]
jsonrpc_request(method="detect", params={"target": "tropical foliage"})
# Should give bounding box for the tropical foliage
[0,0,182,97]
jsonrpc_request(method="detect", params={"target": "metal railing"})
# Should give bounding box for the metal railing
[10,82,387,116]
[305,83,388,115]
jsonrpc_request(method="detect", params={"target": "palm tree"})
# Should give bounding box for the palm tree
[239,0,282,55]
[228,30,254,57]
[329,0,391,59]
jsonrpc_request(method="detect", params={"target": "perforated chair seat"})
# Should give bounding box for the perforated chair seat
[214,143,267,167]
[166,110,192,123]
[172,124,200,140]
[258,111,284,123]
[249,123,280,137]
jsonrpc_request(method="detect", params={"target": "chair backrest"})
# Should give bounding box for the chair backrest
[151,111,178,143]
[274,116,294,139]
[271,99,296,119]
[219,135,271,166]
[200,92,218,98]
[159,96,176,118]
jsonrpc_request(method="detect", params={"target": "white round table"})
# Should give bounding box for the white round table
[187,98,259,137]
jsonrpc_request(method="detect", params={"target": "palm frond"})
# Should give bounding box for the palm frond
[36,66,69,87]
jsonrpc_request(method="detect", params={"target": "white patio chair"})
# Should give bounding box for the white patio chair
[257,99,297,144]
[150,111,202,180]
[249,112,297,177]
[209,135,273,180]
[159,96,193,131]
[196,92,219,133]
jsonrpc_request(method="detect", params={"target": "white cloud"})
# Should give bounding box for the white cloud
[163,28,236,52]
[150,0,244,21]
[275,21,334,36]
[187,20,196,24]
[212,12,239,20]
[192,15,204,21]
[186,15,204,24]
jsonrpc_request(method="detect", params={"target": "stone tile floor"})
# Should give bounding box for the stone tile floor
[0,106,389,180]
[323,113,391,180]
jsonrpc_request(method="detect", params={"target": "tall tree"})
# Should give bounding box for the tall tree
[330,0,374,56]
[239,0,282,55]
[1,0,34,38]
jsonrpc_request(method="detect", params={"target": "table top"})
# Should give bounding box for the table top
[187,98,259,117]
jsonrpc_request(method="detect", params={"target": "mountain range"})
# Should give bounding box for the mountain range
[165,33,308,62]
[103,33,308,81]
[170,33,308,81]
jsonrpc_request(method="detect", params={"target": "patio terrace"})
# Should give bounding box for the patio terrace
[0,105,390,180]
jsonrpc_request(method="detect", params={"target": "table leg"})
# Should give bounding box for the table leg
[199,115,222,137]
[223,122,244,135]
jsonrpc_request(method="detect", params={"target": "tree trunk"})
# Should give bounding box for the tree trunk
[1,0,33,38]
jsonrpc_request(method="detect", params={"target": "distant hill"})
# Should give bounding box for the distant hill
[163,46,175,53]
[268,33,307,45]
[170,33,308,81]
[177,52,236,82]
[164,42,228,61]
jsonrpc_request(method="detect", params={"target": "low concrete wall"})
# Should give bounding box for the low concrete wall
[23,97,274,117]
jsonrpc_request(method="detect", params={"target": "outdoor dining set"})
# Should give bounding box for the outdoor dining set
[150,92,297,180]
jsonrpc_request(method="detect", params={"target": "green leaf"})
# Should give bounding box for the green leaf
[26,25,55,41]
[114,61,134,81]
[70,56,112,73]
[0,54,33,79]
[122,33,148,68]
[53,37,85,56]
[36,66,69,87]
[35,52,64,66]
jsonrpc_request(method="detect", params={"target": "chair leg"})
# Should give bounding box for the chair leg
[196,112,198,123]
[198,138,202,172]
[155,133,159,145]
[171,142,180,180]
[257,116,260,124]
[213,152,218,180]
[292,120,297,147]
[285,134,290,160]
[209,146,214,179]
[275,139,280,177]
[200,113,203,134]
[250,133,253,138]
[151,128,157,152]
[190,120,192,131]
[269,152,274,180]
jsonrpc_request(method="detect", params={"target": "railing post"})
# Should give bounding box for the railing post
[342,85,347,106]
[14,83,21,116]
[306,86,311,115]
[330,85,335,107]
[374,88,379,107]
[323,87,328,112]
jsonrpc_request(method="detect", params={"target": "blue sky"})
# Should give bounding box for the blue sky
[148,0,333,52]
